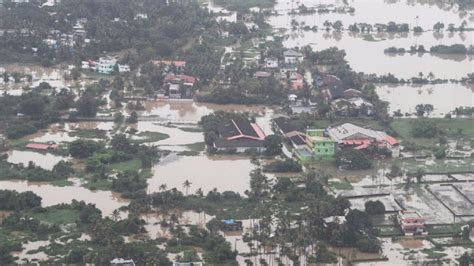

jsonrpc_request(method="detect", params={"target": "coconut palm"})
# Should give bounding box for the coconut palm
[183,179,192,195]
[159,183,167,192]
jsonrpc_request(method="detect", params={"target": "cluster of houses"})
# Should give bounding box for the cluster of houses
[289,72,375,116]
[273,117,400,162]
[256,49,305,90]
[152,60,198,100]
[81,57,130,75]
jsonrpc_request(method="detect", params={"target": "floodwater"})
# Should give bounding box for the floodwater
[279,30,474,79]
[12,240,50,263]
[0,64,97,91]
[142,211,214,239]
[141,101,268,122]
[6,150,68,170]
[376,83,474,117]
[271,0,473,29]
[0,180,129,216]
[134,122,203,146]
[148,154,255,195]
[268,0,474,78]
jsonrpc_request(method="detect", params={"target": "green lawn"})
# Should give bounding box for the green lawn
[329,180,353,190]
[403,158,474,174]
[179,127,203,133]
[69,128,108,139]
[391,118,474,149]
[185,142,206,152]
[133,131,170,144]
[83,178,113,191]
[110,159,142,173]
[30,209,80,224]
[421,248,447,259]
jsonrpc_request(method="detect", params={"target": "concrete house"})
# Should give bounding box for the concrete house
[284,50,303,64]
[264,57,279,68]
[398,211,427,235]
[306,129,337,159]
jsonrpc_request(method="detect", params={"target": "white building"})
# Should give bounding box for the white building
[264,57,278,68]
[118,64,130,73]
[97,57,117,74]
[168,83,181,99]
[284,50,303,64]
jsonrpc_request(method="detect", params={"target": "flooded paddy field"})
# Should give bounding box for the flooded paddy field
[428,183,474,216]
[0,179,129,216]
[377,83,474,116]
[148,153,255,195]
[269,0,474,79]
[6,150,68,170]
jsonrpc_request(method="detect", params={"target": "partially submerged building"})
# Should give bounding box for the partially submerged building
[214,119,266,152]
[327,123,400,157]
[306,129,337,159]
[398,210,427,235]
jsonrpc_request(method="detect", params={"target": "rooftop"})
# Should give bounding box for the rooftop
[273,116,298,135]
[217,119,266,141]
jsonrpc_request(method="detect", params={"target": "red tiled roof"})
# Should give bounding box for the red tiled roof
[385,136,399,146]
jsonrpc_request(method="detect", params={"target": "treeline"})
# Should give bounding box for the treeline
[0,190,41,211]
[0,159,74,181]
[384,44,473,55]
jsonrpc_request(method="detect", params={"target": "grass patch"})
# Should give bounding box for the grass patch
[213,0,275,11]
[133,131,170,144]
[50,179,74,187]
[83,178,113,191]
[29,209,80,224]
[427,224,463,235]
[391,118,474,150]
[69,128,108,139]
[185,142,206,152]
[421,248,447,259]
[329,180,353,190]
[403,158,474,174]
[179,127,203,133]
[110,159,142,173]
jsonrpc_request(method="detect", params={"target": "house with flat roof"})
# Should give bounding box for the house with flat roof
[284,49,303,64]
[306,129,337,159]
[264,57,278,68]
[214,119,266,152]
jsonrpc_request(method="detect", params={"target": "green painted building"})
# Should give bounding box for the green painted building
[306,129,336,159]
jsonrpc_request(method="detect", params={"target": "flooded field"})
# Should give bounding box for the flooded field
[142,211,214,239]
[271,0,473,29]
[6,150,68,170]
[0,180,128,216]
[268,0,474,78]
[148,154,255,195]
[12,240,50,263]
[0,64,99,92]
[377,83,474,116]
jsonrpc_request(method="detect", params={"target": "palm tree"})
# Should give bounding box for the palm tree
[183,179,192,195]
[111,209,120,222]
[159,183,167,192]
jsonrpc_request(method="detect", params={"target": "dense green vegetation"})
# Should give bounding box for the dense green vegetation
[0,159,74,182]
[213,0,276,10]
[0,0,219,66]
